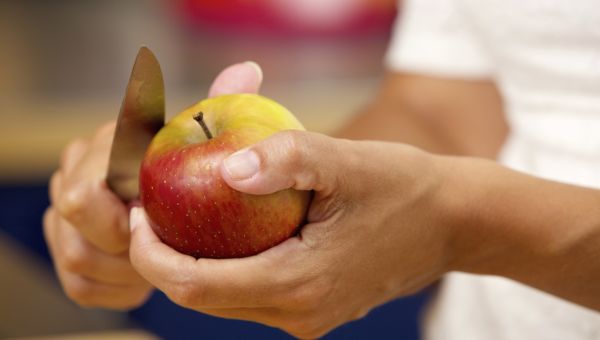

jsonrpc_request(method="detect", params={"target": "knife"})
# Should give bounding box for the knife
[106,47,165,202]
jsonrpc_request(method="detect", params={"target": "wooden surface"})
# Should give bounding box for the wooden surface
[14,330,158,340]
[0,233,134,338]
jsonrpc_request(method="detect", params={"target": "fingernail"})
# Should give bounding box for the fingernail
[129,207,139,232]
[223,149,260,180]
[244,61,263,82]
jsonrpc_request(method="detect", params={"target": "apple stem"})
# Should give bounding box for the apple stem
[193,112,213,140]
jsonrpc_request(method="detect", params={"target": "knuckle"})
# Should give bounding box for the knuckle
[56,184,88,223]
[61,138,87,167]
[274,130,331,191]
[280,130,310,167]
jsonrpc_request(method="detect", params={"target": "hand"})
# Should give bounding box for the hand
[129,132,454,336]
[44,120,152,309]
[44,61,263,309]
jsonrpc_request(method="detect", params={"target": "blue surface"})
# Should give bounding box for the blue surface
[131,290,428,339]
[0,182,428,339]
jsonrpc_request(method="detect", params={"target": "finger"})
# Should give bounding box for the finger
[43,207,60,260]
[60,138,89,175]
[55,124,129,254]
[220,131,343,195]
[58,268,151,310]
[129,207,301,309]
[45,207,139,285]
[49,171,63,207]
[55,215,148,285]
[208,61,263,98]
[56,177,130,253]
[45,209,151,309]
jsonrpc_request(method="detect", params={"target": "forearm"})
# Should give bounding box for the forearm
[335,103,456,155]
[335,73,507,158]
[442,156,600,310]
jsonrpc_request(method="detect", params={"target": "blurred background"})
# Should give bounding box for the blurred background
[0,0,429,338]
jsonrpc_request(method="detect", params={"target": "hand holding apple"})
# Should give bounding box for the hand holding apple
[130,127,457,338]
[140,94,311,258]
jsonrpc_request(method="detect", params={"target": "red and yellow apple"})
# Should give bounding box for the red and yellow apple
[139,94,311,258]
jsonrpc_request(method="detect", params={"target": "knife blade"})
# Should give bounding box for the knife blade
[106,47,165,202]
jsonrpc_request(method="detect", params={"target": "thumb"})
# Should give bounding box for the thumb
[208,61,263,98]
[220,131,343,195]
[128,207,203,297]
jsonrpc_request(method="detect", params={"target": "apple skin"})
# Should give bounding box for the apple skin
[139,94,311,259]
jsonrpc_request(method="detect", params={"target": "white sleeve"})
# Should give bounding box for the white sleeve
[385,0,493,79]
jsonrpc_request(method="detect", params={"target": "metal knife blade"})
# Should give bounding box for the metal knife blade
[106,47,165,202]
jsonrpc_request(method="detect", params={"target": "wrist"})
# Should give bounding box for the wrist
[431,155,507,274]
[431,155,600,309]
[435,155,600,273]
[418,153,477,276]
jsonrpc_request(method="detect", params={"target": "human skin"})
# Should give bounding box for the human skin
[45,64,494,312]
[128,121,600,339]
[127,67,600,339]
[45,62,600,338]
[43,61,263,309]
[44,121,152,309]
[337,71,508,158]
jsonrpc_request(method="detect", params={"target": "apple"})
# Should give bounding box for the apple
[139,94,311,258]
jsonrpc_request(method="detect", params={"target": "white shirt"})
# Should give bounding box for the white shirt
[385,0,600,339]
